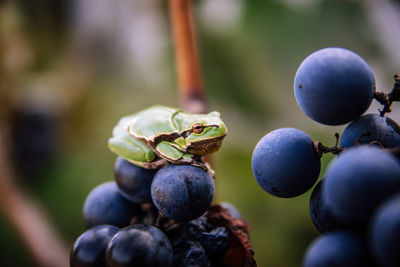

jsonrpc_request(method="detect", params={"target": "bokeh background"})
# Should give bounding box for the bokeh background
[1,0,399,266]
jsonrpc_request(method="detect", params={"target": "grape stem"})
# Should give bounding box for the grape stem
[313,133,342,158]
[162,221,183,235]
[140,203,160,226]
[139,203,183,235]
[313,132,400,160]
[373,74,400,117]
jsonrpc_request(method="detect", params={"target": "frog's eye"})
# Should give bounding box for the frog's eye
[191,123,204,134]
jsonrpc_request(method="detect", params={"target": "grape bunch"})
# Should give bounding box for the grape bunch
[71,142,256,265]
[251,47,400,267]
[10,105,58,179]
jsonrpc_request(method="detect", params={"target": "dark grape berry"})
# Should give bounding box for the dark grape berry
[114,157,157,204]
[322,146,400,227]
[303,231,371,267]
[369,194,400,267]
[197,227,230,256]
[185,216,209,237]
[83,182,142,228]
[151,165,215,221]
[106,224,173,267]
[10,106,57,177]
[172,239,211,267]
[70,225,119,267]
[294,47,375,125]
[185,217,230,256]
[252,128,321,198]
[309,179,345,234]
[340,113,400,148]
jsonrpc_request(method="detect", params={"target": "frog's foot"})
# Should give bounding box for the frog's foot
[155,142,215,176]
[191,161,215,178]
[164,153,215,177]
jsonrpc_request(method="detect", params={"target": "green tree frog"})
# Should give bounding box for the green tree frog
[108,105,227,172]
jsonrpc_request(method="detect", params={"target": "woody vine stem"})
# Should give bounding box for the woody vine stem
[169,0,207,114]
[169,0,213,167]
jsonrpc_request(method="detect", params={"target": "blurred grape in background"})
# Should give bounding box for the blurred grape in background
[0,0,399,266]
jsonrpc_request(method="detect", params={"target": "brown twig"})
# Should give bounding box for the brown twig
[0,129,69,267]
[169,0,215,169]
[373,74,400,117]
[169,0,207,114]
[313,133,342,158]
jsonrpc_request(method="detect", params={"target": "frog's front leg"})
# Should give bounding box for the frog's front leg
[191,161,215,177]
[155,141,192,164]
[156,141,215,176]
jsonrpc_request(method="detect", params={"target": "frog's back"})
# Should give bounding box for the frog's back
[128,106,181,140]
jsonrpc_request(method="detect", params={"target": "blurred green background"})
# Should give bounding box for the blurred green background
[1,0,399,266]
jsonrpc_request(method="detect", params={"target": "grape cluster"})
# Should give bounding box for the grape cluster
[252,47,400,266]
[71,156,255,266]
[10,106,58,178]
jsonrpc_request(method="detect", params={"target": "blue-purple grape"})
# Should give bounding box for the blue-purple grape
[10,106,57,177]
[252,128,321,198]
[294,47,375,125]
[303,231,371,267]
[172,239,211,267]
[151,165,214,221]
[309,179,345,234]
[114,157,157,204]
[340,113,400,148]
[369,194,400,267]
[105,224,173,267]
[70,225,119,267]
[83,182,142,228]
[184,217,230,256]
[322,146,400,227]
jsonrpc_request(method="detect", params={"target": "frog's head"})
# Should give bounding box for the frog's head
[173,111,227,156]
